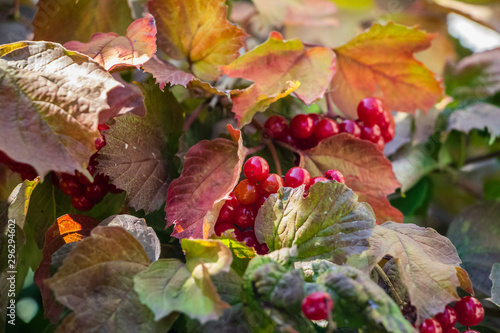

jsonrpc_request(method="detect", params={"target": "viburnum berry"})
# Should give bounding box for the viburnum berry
[243,156,269,183]
[418,319,442,333]
[382,125,395,143]
[264,115,289,139]
[301,292,333,321]
[84,183,108,201]
[357,97,384,126]
[217,202,236,224]
[234,205,256,228]
[95,137,106,150]
[309,176,328,188]
[234,179,260,205]
[260,173,284,195]
[446,328,459,333]
[360,124,382,143]
[236,230,258,247]
[289,114,314,140]
[285,167,311,188]
[71,195,94,211]
[339,120,361,138]
[324,170,345,183]
[434,306,457,331]
[462,331,480,333]
[253,194,269,211]
[255,242,269,255]
[214,221,234,237]
[377,109,393,130]
[59,175,83,196]
[309,113,322,125]
[454,296,484,326]
[314,118,339,141]
[280,133,296,147]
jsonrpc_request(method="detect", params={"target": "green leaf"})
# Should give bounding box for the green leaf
[255,181,375,263]
[96,82,183,213]
[391,144,437,193]
[0,41,121,177]
[447,203,500,295]
[446,102,500,139]
[134,239,232,324]
[219,235,256,276]
[46,226,163,332]
[390,177,432,216]
[490,263,500,308]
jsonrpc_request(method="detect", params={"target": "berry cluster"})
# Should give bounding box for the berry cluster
[301,292,334,321]
[54,124,122,211]
[0,151,38,181]
[419,296,484,333]
[264,97,395,151]
[214,156,345,254]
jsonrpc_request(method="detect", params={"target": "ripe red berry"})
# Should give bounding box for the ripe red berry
[289,114,314,140]
[357,97,384,126]
[59,175,83,196]
[95,137,106,150]
[309,176,328,188]
[382,125,395,143]
[418,319,442,333]
[243,156,269,183]
[234,205,256,228]
[234,179,260,205]
[339,120,361,138]
[301,292,333,321]
[309,113,322,125]
[434,306,457,331]
[98,123,110,132]
[255,242,269,255]
[324,170,345,183]
[108,184,124,194]
[260,173,284,195]
[214,221,234,236]
[285,167,311,188]
[236,230,258,247]
[218,201,237,224]
[377,110,393,130]
[75,171,92,185]
[84,182,108,201]
[279,133,296,147]
[446,329,459,333]
[360,124,382,143]
[454,296,484,326]
[314,118,339,141]
[462,331,480,333]
[253,194,269,211]
[71,195,94,211]
[264,115,289,139]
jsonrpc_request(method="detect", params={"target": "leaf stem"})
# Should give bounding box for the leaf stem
[374,264,405,308]
[183,101,207,131]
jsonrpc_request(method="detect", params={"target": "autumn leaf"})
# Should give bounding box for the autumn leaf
[328,22,442,118]
[254,182,375,263]
[300,133,403,223]
[166,125,248,239]
[0,41,121,177]
[148,0,247,81]
[34,214,100,323]
[222,32,336,126]
[64,14,157,71]
[33,0,133,44]
[100,79,146,123]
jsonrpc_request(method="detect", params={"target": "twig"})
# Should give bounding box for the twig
[463,150,500,166]
[183,101,208,131]
[374,265,405,308]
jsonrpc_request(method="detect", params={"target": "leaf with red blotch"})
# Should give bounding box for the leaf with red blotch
[222,32,336,127]
[64,14,156,71]
[166,125,248,239]
[328,23,442,118]
[34,214,100,323]
[300,134,403,223]
[148,0,247,81]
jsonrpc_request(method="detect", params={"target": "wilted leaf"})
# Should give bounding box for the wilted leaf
[134,239,232,324]
[447,102,500,139]
[447,203,500,295]
[100,214,161,262]
[166,126,247,239]
[359,222,467,321]
[96,82,183,213]
[490,263,500,307]
[0,41,121,177]
[148,0,246,81]
[64,14,156,71]
[33,0,133,44]
[255,182,375,263]
[46,226,161,332]
[301,133,403,223]
[445,48,500,100]
[328,22,442,117]
[222,32,336,126]
[34,214,100,323]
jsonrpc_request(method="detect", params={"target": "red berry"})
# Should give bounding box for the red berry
[98,123,110,132]
[243,156,269,183]
[289,114,314,140]
[382,125,395,143]
[314,118,339,141]
[108,184,124,194]
[301,292,333,321]
[285,167,311,188]
[59,175,83,196]
[377,110,393,130]
[375,136,385,151]
[419,319,442,333]
[71,195,94,211]
[256,243,269,255]
[95,137,106,150]
[218,202,236,224]
[309,113,322,125]
[252,195,269,213]
[462,331,480,333]
[234,179,260,205]
[454,296,484,326]
[236,230,258,247]
[360,124,382,143]
[75,171,92,185]
[309,176,328,188]
[446,329,459,333]
[264,116,289,139]
[260,173,284,195]
[234,205,256,228]
[214,221,234,236]
[357,97,384,126]
[225,192,239,207]
[295,136,319,150]
[84,182,108,201]
[324,170,345,183]
[279,133,296,147]
[434,306,457,331]
[339,120,361,138]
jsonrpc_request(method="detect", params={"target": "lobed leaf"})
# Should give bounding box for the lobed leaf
[447,102,500,139]
[222,32,336,127]
[64,14,157,71]
[300,133,403,223]
[328,22,442,117]
[0,41,121,177]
